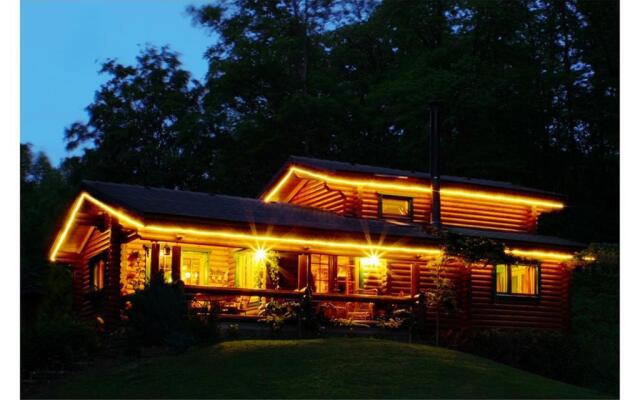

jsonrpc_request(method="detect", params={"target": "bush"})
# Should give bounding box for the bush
[125,275,219,350]
[21,314,98,374]
[457,244,619,396]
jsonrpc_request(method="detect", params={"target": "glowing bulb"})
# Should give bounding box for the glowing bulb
[184,272,191,279]
[363,254,381,267]
[254,248,268,262]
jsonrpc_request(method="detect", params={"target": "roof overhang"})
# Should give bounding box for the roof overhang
[50,189,579,264]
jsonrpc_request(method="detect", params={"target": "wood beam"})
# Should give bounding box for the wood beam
[171,245,181,283]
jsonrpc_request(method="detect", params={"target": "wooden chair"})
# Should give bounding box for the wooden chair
[345,288,377,320]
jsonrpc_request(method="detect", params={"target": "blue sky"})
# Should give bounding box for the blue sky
[21,0,213,165]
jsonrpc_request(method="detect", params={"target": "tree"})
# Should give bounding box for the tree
[64,46,214,191]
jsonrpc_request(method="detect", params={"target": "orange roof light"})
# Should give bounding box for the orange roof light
[50,192,574,263]
[263,166,564,210]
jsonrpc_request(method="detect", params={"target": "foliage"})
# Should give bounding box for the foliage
[125,275,189,347]
[258,300,299,335]
[21,314,98,374]
[331,318,370,329]
[426,277,457,314]
[125,275,219,350]
[457,243,619,396]
[443,233,515,266]
[225,323,241,340]
[62,46,212,191]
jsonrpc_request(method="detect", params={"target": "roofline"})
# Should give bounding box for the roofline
[259,156,565,202]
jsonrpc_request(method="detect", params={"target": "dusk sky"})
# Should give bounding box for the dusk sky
[21,0,213,165]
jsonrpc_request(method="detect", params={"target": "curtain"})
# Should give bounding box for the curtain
[495,264,508,293]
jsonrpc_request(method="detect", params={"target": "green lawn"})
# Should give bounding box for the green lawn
[33,338,604,399]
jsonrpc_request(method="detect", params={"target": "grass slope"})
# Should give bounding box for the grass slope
[35,339,603,399]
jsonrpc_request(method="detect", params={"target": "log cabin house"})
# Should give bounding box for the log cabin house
[49,156,584,332]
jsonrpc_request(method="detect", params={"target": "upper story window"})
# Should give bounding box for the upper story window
[495,264,539,297]
[378,195,413,220]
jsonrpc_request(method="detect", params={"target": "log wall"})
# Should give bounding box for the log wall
[284,176,539,232]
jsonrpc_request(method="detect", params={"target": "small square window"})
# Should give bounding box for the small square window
[379,195,413,220]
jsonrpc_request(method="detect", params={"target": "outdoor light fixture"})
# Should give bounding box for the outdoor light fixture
[254,248,268,262]
[163,245,171,256]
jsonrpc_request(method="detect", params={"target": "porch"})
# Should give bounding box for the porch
[116,238,432,323]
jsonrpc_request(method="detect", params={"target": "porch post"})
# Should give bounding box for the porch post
[297,253,309,290]
[171,245,182,283]
[150,242,160,278]
[104,217,123,327]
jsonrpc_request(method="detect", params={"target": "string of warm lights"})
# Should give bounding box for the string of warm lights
[263,165,565,209]
[49,192,575,263]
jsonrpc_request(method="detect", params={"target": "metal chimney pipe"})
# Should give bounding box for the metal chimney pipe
[429,101,442,229]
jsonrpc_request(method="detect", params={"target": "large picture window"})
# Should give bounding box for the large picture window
[378,195,413,220]
[495,264,539,296]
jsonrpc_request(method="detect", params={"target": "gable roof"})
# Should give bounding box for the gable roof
[82,180,582,249]
[281,155,561,198]
[82,180,432,240]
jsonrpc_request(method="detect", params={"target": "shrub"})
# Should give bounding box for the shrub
[125,275,219,350]
[21,314,98,374]
[258,300,299,336]
[126,275,188,347]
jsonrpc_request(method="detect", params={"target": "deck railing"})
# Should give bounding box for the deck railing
[182,285,427,332]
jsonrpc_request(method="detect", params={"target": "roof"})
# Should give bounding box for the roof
[82,180,582,250]
[82,180,432,240]
[284,156,561,198]
[446,227,584,249]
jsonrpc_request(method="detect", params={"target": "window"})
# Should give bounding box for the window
[89,254,106,291]
[235,250,266,289]
[495,264,539,296]
[379,195,413,220]
[310,254,331,293]
[357,256,388,293]
[181,250,210,286]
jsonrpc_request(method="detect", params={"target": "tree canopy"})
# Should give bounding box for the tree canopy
[22,0,619,274]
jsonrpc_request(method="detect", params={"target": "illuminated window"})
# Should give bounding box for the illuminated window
[336,256,355,294]
[495,264,539,296]
[89,254,106,291]
[357,256,387,293]
[181,250,210,286]
[310,254,331,293]
[235,250,266,289]
[159,246,172,283]
[379,195,412,220]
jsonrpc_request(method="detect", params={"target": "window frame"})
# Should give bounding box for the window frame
[181,248,211,286]
[493,263,541,300]
[377,194,414,221]
[89,252,107,292]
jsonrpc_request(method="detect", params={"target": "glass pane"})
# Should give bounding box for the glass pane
[381,197,411,218]
[235,251,266,289]
[182,251,209,286]
[495,264,508,293]
[310,254,330,293]
[510,265,538,295]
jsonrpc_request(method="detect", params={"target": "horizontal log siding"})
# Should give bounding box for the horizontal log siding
[290,179,346,214]
[440,196,536,232]
[387,261,412,295]
[469,261,570,330]
[73,229,110,319]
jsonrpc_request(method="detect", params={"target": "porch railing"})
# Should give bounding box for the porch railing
[182,285,427,332]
